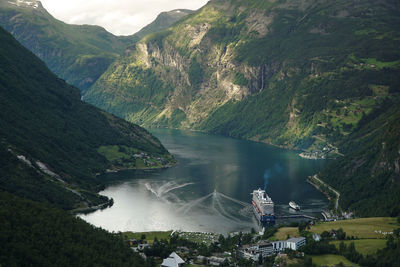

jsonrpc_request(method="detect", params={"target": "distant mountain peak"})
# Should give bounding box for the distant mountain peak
[130,8,194,41]
[6,0,42,9]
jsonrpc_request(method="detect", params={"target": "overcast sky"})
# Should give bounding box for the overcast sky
[40,0,209,36]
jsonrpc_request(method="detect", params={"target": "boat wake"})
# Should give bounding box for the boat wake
[143,180,255,228]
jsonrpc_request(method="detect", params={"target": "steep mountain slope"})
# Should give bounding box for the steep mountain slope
[319,97,400,217]
[0,0,134,91]
[130,9,194,43]
[0,26,174,211]
[86,0,400,154]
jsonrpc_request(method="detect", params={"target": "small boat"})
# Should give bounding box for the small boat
[289,201,300,211]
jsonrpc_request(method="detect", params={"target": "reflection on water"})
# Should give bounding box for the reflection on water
[80,129,329,233]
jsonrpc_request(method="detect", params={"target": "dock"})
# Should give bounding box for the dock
[275,214,318,220]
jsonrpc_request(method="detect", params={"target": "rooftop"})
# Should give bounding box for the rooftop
[286,237,306,243]
[161,252,185,267]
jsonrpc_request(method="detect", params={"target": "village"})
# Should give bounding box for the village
[121,215,399,267]
[123,226,315,267]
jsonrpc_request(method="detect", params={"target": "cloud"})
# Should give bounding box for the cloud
[40,0,209,36]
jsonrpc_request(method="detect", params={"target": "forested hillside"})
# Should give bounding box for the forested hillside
[320,97,400,217]
[0,192,145,266]
[0,25,174,210]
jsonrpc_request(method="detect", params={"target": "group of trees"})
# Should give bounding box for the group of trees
[0,192,144,266]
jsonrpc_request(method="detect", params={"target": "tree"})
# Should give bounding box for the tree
[336,228,346,240]
[339,241,346,254]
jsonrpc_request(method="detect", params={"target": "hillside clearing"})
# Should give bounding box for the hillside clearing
[311,254,360,267]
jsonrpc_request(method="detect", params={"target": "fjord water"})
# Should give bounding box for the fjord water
[80,129,328,233]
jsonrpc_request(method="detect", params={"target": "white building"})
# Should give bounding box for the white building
[239,241,274,261]
[272,237,306,252]
[161,252,185,267]
[286,237,306,250]
[240,237,306,261]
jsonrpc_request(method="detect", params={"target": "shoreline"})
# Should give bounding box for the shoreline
[148,126,341,160]
[307,174,340,213]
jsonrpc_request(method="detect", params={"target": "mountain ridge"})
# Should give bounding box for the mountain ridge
[130,9,194,43]
[0,0,134,91]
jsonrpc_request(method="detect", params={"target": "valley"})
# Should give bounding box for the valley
[0,0,399,266]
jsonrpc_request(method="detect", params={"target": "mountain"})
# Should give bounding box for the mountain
[0,0,134,91]
[319,97,400,217]
[84,0,400,216]
[130,9,194,43]
[85,0,400,152]
[0,25,174,211]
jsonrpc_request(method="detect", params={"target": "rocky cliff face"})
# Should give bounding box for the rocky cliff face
[85,0,400,154]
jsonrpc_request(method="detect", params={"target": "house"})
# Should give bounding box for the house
[138,243,149,251]
[161,252,185,267]
[177,246,190,253]
[209,256,225,266]
[312,233,321,241]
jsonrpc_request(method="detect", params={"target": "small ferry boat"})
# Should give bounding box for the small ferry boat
[289,201,300,211]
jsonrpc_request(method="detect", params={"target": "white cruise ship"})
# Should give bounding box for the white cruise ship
[251,188,275,223]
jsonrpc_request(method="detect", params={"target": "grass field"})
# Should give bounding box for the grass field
[330,239,387,255]
[273,227,300,240]
[310,217,397,239]
[122,231,172,244]
[311,254,360,267]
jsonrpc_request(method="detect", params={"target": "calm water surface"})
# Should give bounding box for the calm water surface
[80,129,328,233]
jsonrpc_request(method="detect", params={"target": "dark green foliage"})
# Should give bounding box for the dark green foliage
[205,20,244,46]
[300,240,338,255]
[143,234,197,258]
[0,143,81,209]
[262,227,278,240]
[188,58,204,87]
[233,72,249,86]
[0,192,144,266]
[146,30,172,49]
[319,98,400,217]
[336,229,346,240]
[200,84,290,143]
[0,26,172,206]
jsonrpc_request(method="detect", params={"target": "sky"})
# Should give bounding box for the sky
[40,0,209,36]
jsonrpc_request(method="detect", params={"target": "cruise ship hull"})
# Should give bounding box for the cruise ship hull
[252,201,275,223]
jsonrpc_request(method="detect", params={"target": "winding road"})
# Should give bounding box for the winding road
[312,174,340,210]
